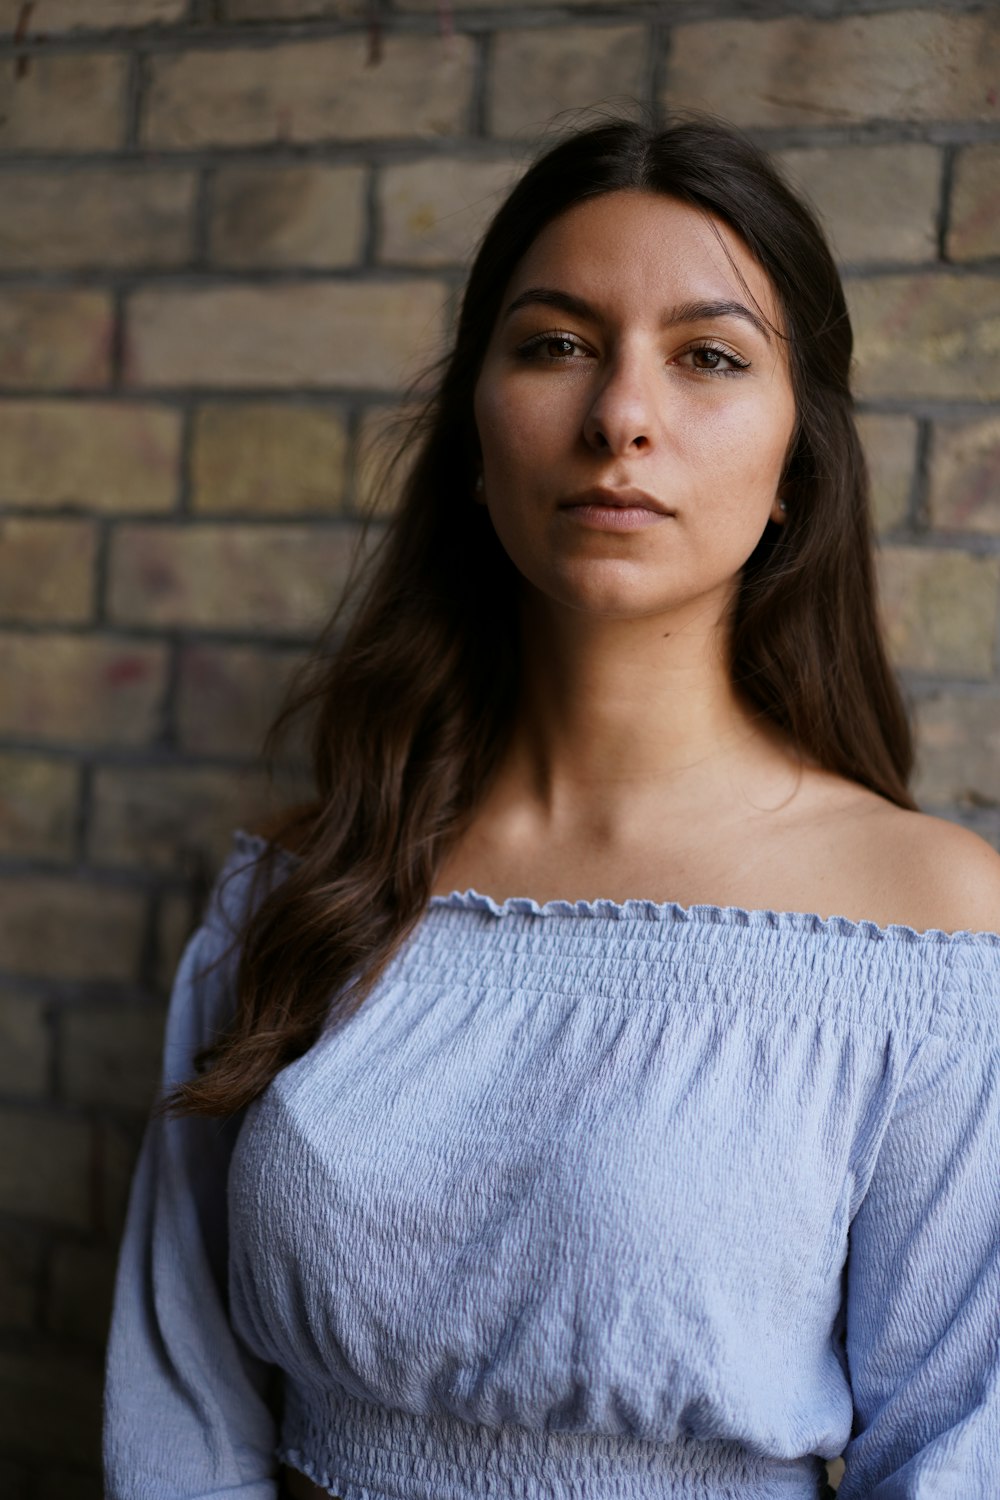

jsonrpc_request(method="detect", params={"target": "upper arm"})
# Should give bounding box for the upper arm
[837,939,1000,1497]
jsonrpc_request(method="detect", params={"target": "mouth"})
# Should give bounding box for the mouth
[558,486,675,517]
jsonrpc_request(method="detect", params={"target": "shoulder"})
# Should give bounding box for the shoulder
[854,802,1000,935]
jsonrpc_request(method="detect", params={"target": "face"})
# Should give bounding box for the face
[473,190,798,634]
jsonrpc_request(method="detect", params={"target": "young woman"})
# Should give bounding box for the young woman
[103,116,1000,1500]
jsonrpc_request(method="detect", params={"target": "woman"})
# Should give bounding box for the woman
[103,116,1000,1500]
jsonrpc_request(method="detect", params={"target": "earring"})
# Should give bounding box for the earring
[778,499,788,513]
[474,474,484,495]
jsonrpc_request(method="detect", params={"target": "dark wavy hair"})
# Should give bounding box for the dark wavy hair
[164,113,914,1119]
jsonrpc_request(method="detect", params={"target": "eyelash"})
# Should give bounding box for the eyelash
[515,331,751,377]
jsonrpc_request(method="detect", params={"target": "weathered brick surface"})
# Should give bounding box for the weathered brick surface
[108,522,365,633]
[156,890,198,994]
[210,165,365,270]
[928,417,1000,535]
[0,53,125,152]
[0,518,96,623]
[46,1243,119,1347]
[948,146,1000,262]
[0,876,145,979]
[0,0,185,28]
[60,1004,165,1111]
[878,547,1000,678]
[848,275,1000,402]
[0,1225,38,1332]
[222,0,361,15]
[191,403,348,514]
[666,12,1000,128]
[0,400,180,512]
[914,693,1000,810]
[0,169,195,272]
[0,1110,91,1228]
[0,635,166,745]
[489,25,646,138]
[378,157,518,267]
[775,146,939,266]
[0,753,77,861]
[96,1118,144,1238]
[856,414,918,534]
[88,763,283,872]
[0,292,113,391]
[126,281,447,392]
[0,1348,102,1467]
[0,993,49,1099]
[144,35,475,149]
[176,642,309,755]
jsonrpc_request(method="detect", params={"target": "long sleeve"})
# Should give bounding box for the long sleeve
[838,939,1000,1499]
[103,845,284,1500]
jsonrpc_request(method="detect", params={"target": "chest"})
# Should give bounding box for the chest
[226,909,932,1421]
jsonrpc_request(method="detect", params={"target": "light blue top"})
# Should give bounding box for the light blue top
[104,828,1000,1500]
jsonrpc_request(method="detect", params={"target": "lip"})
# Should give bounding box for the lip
[558,486,675,532]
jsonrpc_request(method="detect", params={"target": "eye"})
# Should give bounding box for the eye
[516,331,592,362]
[677,342,751,376]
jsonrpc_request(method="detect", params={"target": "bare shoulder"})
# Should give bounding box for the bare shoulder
[850,797,1000,935]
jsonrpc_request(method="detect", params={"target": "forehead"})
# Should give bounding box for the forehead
[505,189,785,335]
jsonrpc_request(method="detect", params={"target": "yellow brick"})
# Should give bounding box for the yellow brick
[0,634,167,745]
[191,403,348,513]
[928,417,1000,535]
[176,642,309,754]
[89,764,300,872]
[666,11,1000,127]
[0,752,77,861]
[856,414,917,534]
[144,34,475,148]
[0,53,125,152]
[878,546,1000,677]
[0,518,96,622]
[0,291,113,390]
[107,522,366,634]
[489,25,646,138]
[60,1006,167,1113]
[914,693,1000,810]
[848,275,1000,402]
[210,164,364,269]
[126,281,447,393]
[0,992,49,1098]
[774,146,939,266]
[0,169,195,271]
[0,0,184,27]
[948,146,1000,262]
[0,877,144,980]
[0,400,179,512]
[378,157,518,267]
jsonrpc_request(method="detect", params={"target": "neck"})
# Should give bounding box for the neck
[497,592,790,839]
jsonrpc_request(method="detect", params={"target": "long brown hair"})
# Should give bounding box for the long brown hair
[165,114,914,1120]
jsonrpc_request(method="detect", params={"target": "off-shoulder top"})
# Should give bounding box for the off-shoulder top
[103,828,1000,1499]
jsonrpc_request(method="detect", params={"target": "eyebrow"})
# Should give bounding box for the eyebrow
[502,287,774,344]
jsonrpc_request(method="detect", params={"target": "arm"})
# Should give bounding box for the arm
[103,842,285,1500]
[838,938,1000,1499]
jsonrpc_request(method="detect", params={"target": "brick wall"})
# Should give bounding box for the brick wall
[0,0,997,1489]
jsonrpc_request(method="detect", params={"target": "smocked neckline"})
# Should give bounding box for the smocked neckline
[231,828,1000,946]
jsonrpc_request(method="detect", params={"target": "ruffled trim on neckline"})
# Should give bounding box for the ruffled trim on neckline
[231,828,999,945]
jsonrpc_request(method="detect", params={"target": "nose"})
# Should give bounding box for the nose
[582,352,658,455]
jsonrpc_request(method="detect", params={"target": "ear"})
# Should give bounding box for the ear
[770,485,790,526]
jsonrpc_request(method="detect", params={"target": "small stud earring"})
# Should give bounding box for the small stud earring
[474,474,484,495]
[778,499,788,513]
